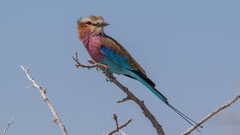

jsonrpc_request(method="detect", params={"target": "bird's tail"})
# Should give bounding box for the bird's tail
[128,71,201,131]
[142,79,201,131]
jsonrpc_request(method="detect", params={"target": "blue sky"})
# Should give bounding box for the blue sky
[0,0,240,135]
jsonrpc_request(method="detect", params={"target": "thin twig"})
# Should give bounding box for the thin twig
[113,113,119,130]
[105,113,132,135]
[1,116,14,135]
[181,95,240,135]
[21,66,68,135]
[116,96,131,103]
[72,52,97,69]
[119,129,126,135]
[73,52,165,135]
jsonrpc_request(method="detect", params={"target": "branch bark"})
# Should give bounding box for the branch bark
[105,113,132,135]
[1,116,14,135]
[21,66,68,135]
[73,52,165,135]
[181,95,240,135]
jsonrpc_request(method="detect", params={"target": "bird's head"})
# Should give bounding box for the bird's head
[77,15,109,40]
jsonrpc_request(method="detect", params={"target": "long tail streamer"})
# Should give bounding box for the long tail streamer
[167,103,202,132]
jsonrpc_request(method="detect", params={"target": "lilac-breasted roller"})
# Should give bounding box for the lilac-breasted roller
[77,15,198,127]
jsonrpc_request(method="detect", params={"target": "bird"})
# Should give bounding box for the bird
[77,15,199,128]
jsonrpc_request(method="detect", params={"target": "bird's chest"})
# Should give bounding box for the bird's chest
[84,36,105,63]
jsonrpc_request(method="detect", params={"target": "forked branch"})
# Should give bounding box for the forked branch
[105,113,132,135]
[21,66,68,135]
[1,116,14,135]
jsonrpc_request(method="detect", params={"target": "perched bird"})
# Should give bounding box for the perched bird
[77,15,198,128]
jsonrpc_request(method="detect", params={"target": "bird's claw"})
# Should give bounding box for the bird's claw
[104,72,115,82]
[109,76,115,82]
[107,74,115,82]
[105,75,110,82]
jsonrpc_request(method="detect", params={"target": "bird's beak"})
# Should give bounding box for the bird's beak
[101,22,109,27]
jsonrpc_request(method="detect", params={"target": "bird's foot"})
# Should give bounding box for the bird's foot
[109,76,115,82]
[104,72,115,82]
[105,75,110,82]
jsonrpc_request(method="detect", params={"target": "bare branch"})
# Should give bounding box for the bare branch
[21,66,68,135]
[1,116,14,135]
[105,113,132,135]
[72,52,108,70]
[181,95,240,135]
[73,52,165,135]
[109,77,165,135]
[72,52,97,69]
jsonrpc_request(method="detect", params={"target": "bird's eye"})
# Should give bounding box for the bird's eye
[86,21,92,25]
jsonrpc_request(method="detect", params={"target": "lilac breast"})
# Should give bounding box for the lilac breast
[83,35,105,63]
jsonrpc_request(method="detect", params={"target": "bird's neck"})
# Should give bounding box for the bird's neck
[78,29,104,43]
[78,30,91,43]
[81,32,105,45]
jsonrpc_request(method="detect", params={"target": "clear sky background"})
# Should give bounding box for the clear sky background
[0,0,240,135]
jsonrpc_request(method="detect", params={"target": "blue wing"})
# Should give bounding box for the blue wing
[100,45,133,70]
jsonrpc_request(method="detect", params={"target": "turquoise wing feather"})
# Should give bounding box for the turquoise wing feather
[100,45,133,70]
